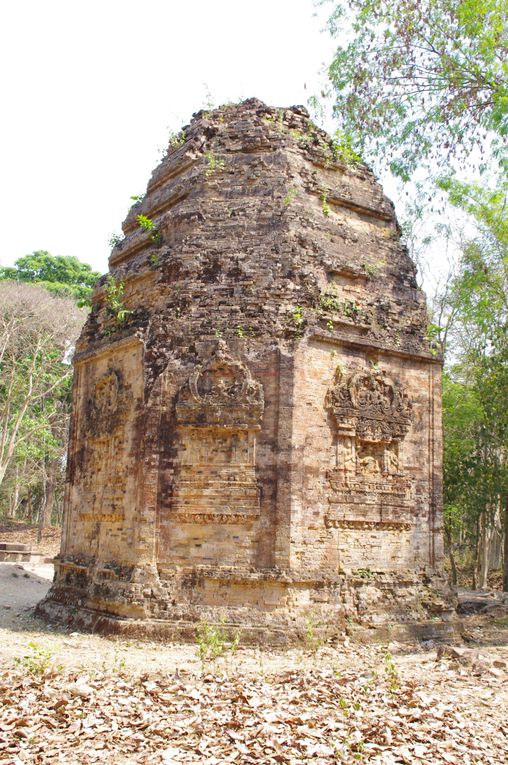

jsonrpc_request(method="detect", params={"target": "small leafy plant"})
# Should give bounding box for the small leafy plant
[169,130,186,149]
[195,618,240,672]
[137,214,154,231]
[290,305,305,328]
[205,152,225,178]
[344,300,359,318]
[108,233,123,248]
[362,259,385,278]
[283,187,298,207]
[304,616,324,653]
[130,194,145,205]
[105,276,132,326]
[320,188,331,217]
[384,651,399,691]
[352,567,372,579]
[329,130,362,165]
[320,290,341,312]
[15,641,54,675]
[137,214,162,246]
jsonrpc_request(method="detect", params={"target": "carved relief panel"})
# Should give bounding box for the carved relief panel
[325,366,413,528]
[172,342,264,523]
[75,368,129,523]
[71,340,143,528]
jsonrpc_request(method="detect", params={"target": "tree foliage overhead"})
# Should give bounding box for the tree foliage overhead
[322,0,508,178]
[0,251,101,307]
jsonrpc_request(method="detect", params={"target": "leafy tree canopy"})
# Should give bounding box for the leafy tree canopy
[0,251,101,307]
[321,0,508,179]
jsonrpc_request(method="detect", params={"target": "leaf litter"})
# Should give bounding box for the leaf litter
[1,640,507,764]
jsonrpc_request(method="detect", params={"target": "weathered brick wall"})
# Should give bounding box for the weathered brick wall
[38,99,451,640]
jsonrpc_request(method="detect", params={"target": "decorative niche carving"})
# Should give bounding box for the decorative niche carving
[175,341,264,429]
[86,369,124,437]
[172,342,264,521]
[325,366,414,528]
[80,367,129,521]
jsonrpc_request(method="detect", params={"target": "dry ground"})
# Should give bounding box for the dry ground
[0,523,61,560]
[0,530,507,764]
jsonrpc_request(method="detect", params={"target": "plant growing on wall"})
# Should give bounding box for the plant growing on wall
[104,276,132,326]
[108,233,123,248]
[205,152,225,178]
[137,214,154,232]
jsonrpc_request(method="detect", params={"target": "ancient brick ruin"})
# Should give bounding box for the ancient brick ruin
[39,99,451,641]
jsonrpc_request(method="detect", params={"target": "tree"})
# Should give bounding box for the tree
[0,283,85,492]
[321,0,507,179]
[440,178,507,589]
[0,251,101,307]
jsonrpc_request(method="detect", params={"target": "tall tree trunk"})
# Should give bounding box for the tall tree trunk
[503,498,508,593]
[37,460,57,543]
[444,525,458,586]
[5,465,19,519]
[476,511,490,590]
[26,488,33,524]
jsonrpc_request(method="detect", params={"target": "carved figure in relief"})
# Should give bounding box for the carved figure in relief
[357,444,381,475]
[342,441,356,473]
[384,447,400,474]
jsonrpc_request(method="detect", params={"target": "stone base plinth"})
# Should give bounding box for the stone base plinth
[36,563,455,645]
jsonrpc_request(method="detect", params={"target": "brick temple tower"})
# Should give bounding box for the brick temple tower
[39,99,451,640]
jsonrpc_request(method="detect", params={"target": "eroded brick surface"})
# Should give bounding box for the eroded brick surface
[38,99,452,641]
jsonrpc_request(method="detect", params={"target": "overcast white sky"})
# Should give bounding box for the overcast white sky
[0,0,340,275]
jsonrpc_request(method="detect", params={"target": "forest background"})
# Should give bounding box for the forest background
[1,0,506,591]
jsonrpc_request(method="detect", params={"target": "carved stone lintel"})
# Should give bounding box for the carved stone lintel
[169,512,258,524]
[325,518,412,531]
